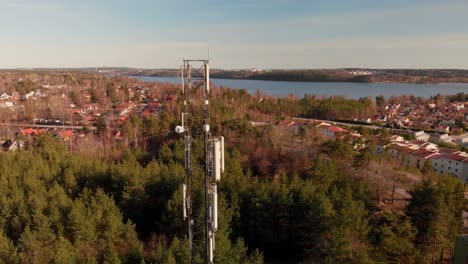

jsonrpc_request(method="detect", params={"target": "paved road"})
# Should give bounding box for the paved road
[0,123,97,131]
[291,117,411,133]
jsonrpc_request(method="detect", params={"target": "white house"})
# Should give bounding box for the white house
[409,149,439,170]
[414,131,430,142]
[0,92,11,100]
[452,103,465,111]
[454,133,468,147]
[317,123,348,140]
[432,133,453,144]
[390,135,405,143]
[359,118,372,124]
[24,91,35,99]
[380,134,468,181]
[0,101,14,108]
[430,152,468,182]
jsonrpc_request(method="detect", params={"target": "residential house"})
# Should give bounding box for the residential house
[114,102,134,116]
[432,133,453,144]
[430,152,468,181]
[388,143,416,166]
[34,90,44,98]
[454,133,468,147]
[1,140,23,152]
[409,149,439,169]
[358,118,372,124]
[83,115,95,123]
[0,92,10,100]
[390,135,405,143]
[24,91,35,100]
[317,123,348,140]
[81,104,99,114]
[10,92,19,100]
[57,130,74,141]
[20,128,46,136]
[0,101,14,108]
[437,125,450,134]
[414,131,430,141]
[405,140,437,152]
[382,137,468,180]
[453,103,465,111]
[114,131,123,140]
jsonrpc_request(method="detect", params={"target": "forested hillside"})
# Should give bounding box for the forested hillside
[129,68,468,83]
[0,130,464,263]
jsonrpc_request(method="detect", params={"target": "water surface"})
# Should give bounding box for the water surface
[131,76,468,99]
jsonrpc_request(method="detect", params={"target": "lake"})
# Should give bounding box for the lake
[131,76,468,99]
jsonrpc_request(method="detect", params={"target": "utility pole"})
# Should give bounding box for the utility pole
[176,60,224,264]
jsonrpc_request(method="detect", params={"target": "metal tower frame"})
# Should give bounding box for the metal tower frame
[177,60,224,264]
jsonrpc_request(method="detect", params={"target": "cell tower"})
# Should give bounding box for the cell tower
[175,60,224,264]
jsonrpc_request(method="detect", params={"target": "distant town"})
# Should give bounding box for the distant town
[0,71,176,154]
[0,70,466,180]
[121,68,468,83]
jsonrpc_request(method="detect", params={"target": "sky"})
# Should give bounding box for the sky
[0,0,468,69]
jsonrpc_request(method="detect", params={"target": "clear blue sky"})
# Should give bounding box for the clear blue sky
[1,0,468,69]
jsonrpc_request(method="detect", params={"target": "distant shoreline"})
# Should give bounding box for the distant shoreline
[127,73,467,85]
[124,68,468,84]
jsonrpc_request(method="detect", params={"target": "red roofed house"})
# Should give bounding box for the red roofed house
[318,125,348,140]
[83,115,95,122]
[20,128,46,136]
[20,128,35,136]
[58,130,74,141]
[390,135,404,143]
[141,108,155,118]
[35,129,47,135]
[114,131,123,140]
[148,102,160,108]
[114,102,133,116]
[408,149,439,169]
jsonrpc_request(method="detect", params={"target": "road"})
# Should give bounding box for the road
[291,117,411,133]
[0,123,97,131]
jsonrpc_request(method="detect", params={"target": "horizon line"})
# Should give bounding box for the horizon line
[2,67,468,71]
